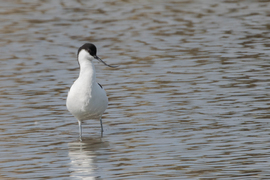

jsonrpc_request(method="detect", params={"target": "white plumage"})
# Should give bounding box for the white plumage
[66,43,116,141]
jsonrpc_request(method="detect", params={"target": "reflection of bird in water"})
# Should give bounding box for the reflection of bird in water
[68,137,109,179]
[66,43,117,141]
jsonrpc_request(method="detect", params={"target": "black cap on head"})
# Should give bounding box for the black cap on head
[78,43,97,57]
[77,43,118,68]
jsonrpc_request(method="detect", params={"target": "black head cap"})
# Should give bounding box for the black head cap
[77,43,97,57]
[77,43,118,68]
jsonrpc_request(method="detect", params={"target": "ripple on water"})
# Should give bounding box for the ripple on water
[0,0,270,179]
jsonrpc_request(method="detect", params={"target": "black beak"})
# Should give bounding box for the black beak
[94,55,118,68]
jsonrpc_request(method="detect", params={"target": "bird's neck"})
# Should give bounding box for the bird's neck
[78,59,96,83]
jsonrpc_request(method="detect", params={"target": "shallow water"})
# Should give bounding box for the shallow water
[0,0,270,179]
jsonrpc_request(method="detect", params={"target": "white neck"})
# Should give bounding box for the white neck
[78,50,96,83]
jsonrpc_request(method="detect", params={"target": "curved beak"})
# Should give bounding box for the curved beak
[94,55,118,68]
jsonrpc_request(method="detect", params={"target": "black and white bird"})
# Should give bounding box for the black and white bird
[66,43,116,141]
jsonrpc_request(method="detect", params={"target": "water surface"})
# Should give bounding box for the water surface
[0,0,270,179]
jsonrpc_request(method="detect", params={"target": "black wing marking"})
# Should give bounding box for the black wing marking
[98,83,103,89]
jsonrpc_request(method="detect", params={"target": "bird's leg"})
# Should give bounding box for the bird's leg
[100,117,104,138]
[78,120,82,141]
[100,117,104,133]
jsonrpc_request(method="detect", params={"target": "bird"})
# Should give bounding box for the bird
[66,43,117,141]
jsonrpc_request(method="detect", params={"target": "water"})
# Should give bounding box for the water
[0,0,270,179]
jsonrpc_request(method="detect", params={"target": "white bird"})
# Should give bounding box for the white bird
[66,43,116,141]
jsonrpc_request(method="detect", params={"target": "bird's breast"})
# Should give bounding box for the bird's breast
[66,80,108,120]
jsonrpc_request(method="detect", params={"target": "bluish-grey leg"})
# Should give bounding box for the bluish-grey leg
[100,117,104,133]
[78,120,82,141]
